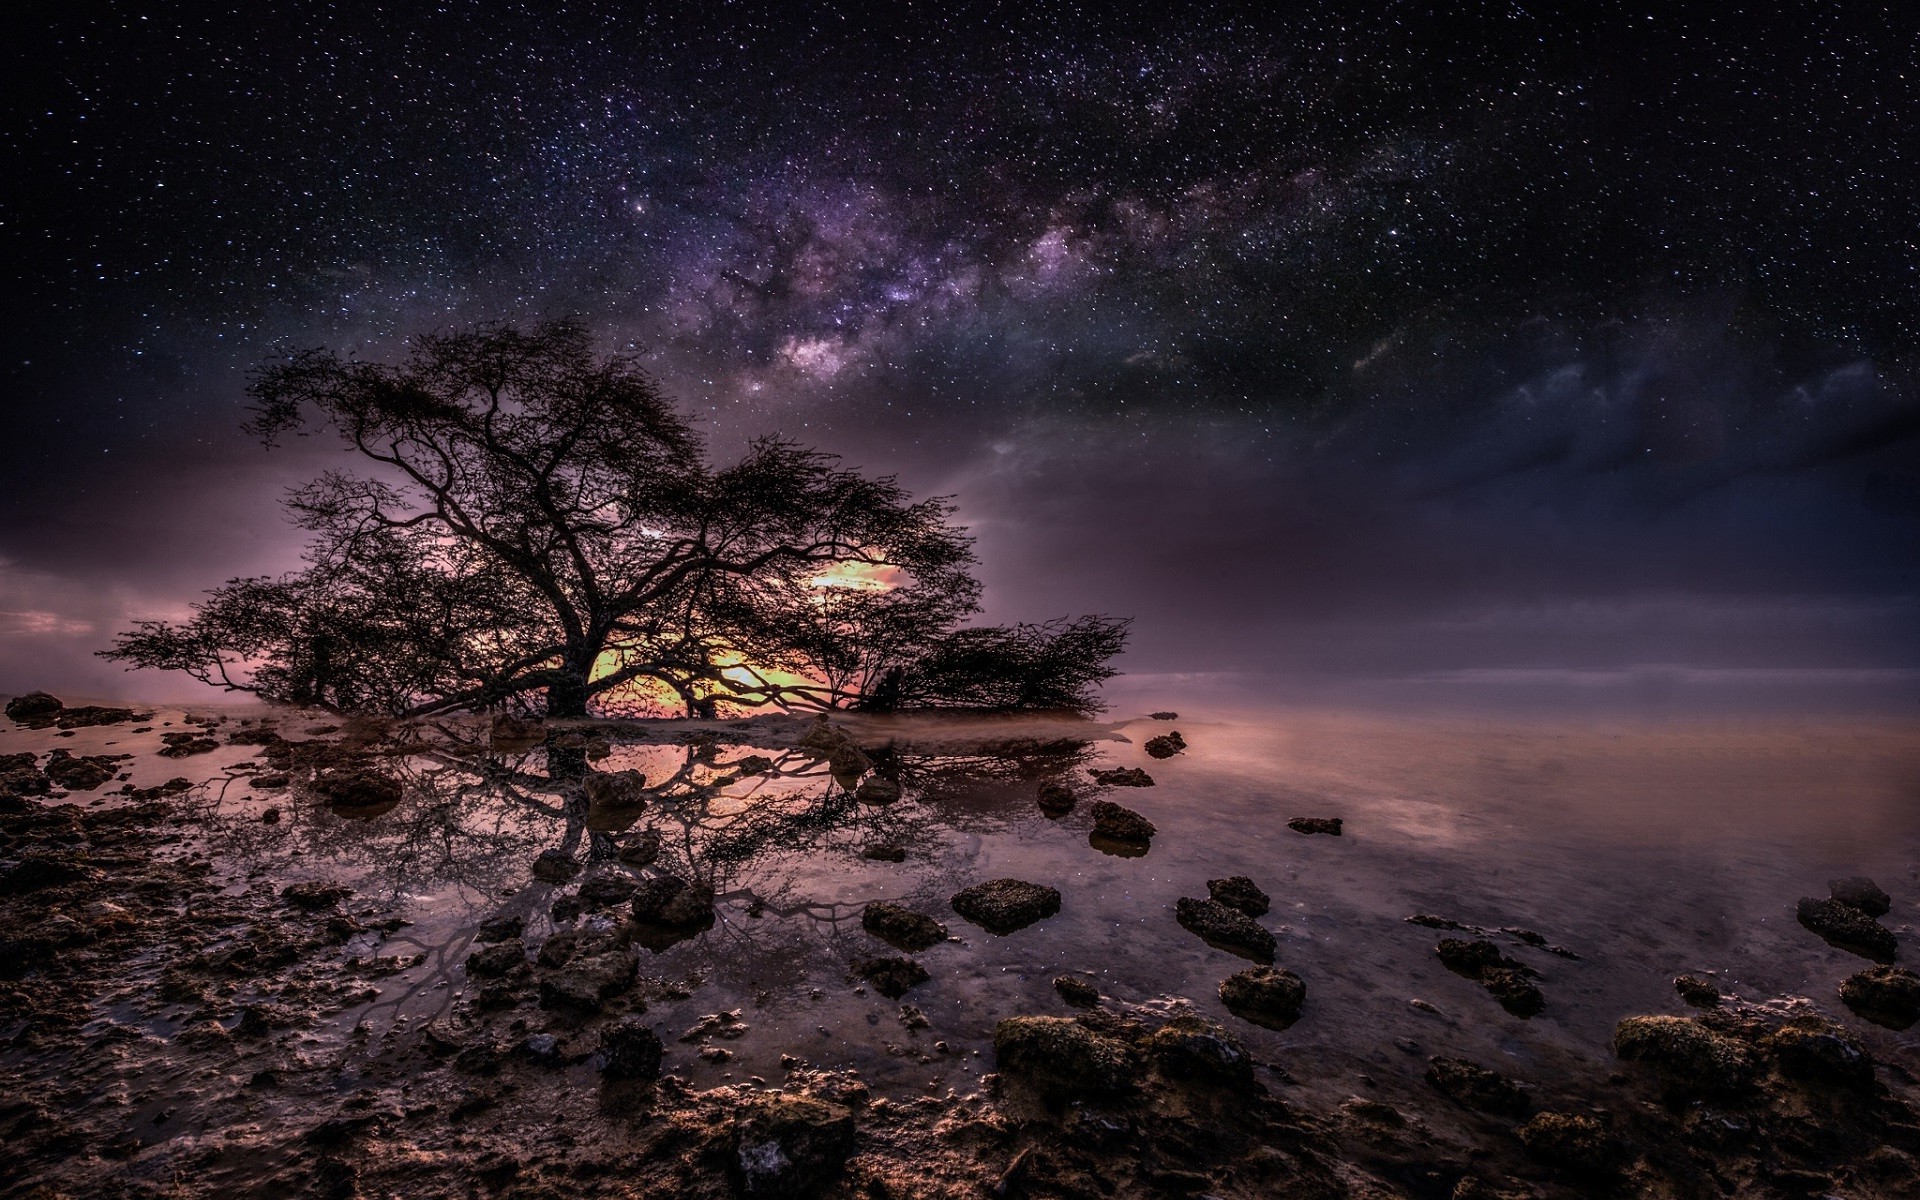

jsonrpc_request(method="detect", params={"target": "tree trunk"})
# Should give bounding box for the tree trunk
[546,665,590,718]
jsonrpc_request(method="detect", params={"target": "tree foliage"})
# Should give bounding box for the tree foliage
[103,319,1126,716]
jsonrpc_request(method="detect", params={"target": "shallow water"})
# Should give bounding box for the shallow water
[8,698,1920,1148]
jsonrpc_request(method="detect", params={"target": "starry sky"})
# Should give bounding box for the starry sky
[4,2,1918,706]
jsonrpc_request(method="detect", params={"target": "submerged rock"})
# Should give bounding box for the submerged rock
[853,954,928,999]
[577,872,639,909]
[730,1094,856,1199]
[618,828,662,866]
[1829,875,1892,917]
[1425,1057,1531,1116]
[157,732,219,758]
[1089,767,1154,787]
[859,843,906,862]
[1437,939,1543,1017]
[1218,965,1305,1028]
[951,879,1061,934]
[1287,816,1342,836]
[1147,1016,1256,1090]
[629,874,715,928]
[853,775,901,804]
[314,768,403,814]
[583,768,646,808]
[1613,1015,1754,1095]
[1149,711,1178,720]
[281,881,352,911]
[1796,896,1898,962]
[1839,964,1920,1030]
[599,1018,663,1081]
[1207,875,1270,917]
[490,714,545,747]
[1480,968,1545,1017]
[1037,781,1077,816]
[861,901,946,952]
[1518,1112,1627,1176]
[1054,975,1100,1008]
[1089,799,1156,845]
[1143,731,1186,759]
[1174,897,1276,963]
[43,752,118,791]
[530,848,581,884]
[993,1016,1135,1101]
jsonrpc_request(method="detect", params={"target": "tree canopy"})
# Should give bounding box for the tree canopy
[103,319,1126,717]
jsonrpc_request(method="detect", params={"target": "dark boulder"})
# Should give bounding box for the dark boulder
[5,692,64,722]
[1766,1019,1874,1090]
[0,851,100,895]
[314,768,403,815]
[476,915,525,944]
[730,1095,856,1200]
[1175,897,1275,963]
[1839,965,1920,1030]
[281,881,353,911]
[490,714,545,748]
[1206,876,1269,917]
[861,901,946,952]
[1674,974,1721,1008]
[1829,875,1892,917]
[1089,799,1155,845]
[599,1018,663,1082]
[852,954,927,999]
[1089,767,1154,787]
[1054,976,1100,1008]
[530,849,581,884]
[859,843,906,862]
[619,829,662,866]
[1036,781,1076,816]
[993,1016,1135,1101]
[950,879,1061,934]
[1149,711,1178,720]
[1146,1016,1256,1091]
[853,775,901,804]
[577,872,639,909]
[1518,1112,1627,1176]
[1425,1057,1531,1117]
[629,873,715,928]
[157,732,219,758]
[1143,732,1186,759]
[1613,1015,1754,1096]
[539,948,638,1012]
[1218,966,1305,1029]
[43,752,118,791]
[1481,968,1545,1018]
[1287,816,1342,836]
[1797,896,1898,962]
[465,938,529,979]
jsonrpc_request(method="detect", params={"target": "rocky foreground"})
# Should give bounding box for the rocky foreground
[2,692,1919,1198]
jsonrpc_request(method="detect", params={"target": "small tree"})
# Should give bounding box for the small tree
[104,319,1126,716]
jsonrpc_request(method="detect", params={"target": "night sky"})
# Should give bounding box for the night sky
[4,2,1918,705]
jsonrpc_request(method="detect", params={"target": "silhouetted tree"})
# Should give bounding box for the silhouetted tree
[104,320,1126,716]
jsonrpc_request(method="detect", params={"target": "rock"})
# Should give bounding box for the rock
[1207,876,1270,917]
[950,879,1061,934]
[1613,1015,1754,1095]
[1437,940,1543,1016]
[1766,1018,1874,1090]
[861,901,946,952]
[1674,974,1721,1008]
[1089,767,1153,787]
[853,775,900,804]
[733,754,775,776]
[1436,938,1522,976]
[582,769,647,808]
[252,773,289,790]
[156,732,219,758]
[1830,875,1892,917]
[730,1094,856,1199]
[797,719,856,756]
[828,743,873,779]
[259,806,281,823]
[1089,799,1155,844]
[0,852,101,895]
[1146,1016,1256,1090]
[43,753,117,791]
[629,873,715,927]
[1218,966,1305,1028]
[314,768,403,814]
[993,1016,1135,1101]
[859,843,905,862]
[1518,1112,1627,1175]
[1424,1057,1531,1117]
[1481,968,1545,1017]
[539,948,638,1012]
[1174,897,1276,963]
[530,849,581,884]
[1036,781,1076,816]
[5,692,64,722]
[1797,896,1898,962]
[281,881,353,911]
[1287,816,1342,836]
[852,954,928,999]
[619,829,662,866]
[476,915,525,944]
[599,1018,663,1081]
[1839,965,1920,1030]
[550,895,585,924]
[490,714,545,747]
[1143,731,1186,759]
[577,872,639,909]
[1054,976,1100,1007]
[465,938,529,979]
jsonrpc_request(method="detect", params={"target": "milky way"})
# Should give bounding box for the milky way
[3,3,1918,702]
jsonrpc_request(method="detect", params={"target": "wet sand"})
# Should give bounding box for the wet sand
[3,695,1918,1198]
